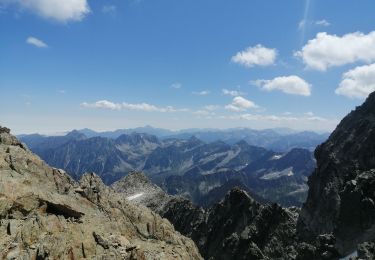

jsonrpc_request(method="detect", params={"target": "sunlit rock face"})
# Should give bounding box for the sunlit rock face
[0,127,202,259]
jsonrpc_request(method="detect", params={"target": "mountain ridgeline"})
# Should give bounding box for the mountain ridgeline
[2,91,375,259]
[111,91,375,259]
[20,130,317,207]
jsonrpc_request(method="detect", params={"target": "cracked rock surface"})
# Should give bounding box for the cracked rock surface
[0,128,202,259]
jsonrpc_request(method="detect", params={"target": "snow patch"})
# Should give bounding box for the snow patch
[270,154,283,160]
[127,193,144,201]
[260,167,294,180]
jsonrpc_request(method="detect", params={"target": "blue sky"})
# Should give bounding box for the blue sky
[1,0,375,134]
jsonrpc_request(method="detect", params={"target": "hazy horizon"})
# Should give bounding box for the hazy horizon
[15,124,332,136]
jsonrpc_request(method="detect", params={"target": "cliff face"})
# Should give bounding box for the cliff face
[298,92,375,255]
[0,127,202,259]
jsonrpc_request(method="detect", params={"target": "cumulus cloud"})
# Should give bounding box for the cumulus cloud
[295,31,375,71]
[231,44,277,68]
[81,100,187,112]
[225,96,258,112]
[335,63,375,99]
[253,75,311,96]
[222,89,244,96]
[192,90,210,96]
[2,0,90,22]
[26,36,48,48]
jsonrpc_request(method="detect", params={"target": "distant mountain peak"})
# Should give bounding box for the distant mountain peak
[66,129,86,139]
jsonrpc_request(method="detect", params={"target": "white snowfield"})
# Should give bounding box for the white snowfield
[126,193,144,201]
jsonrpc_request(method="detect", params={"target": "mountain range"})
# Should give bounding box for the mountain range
[19,130,316,207]
[20,127,329,152]
[2,91,375,259]
[107,91,375,259]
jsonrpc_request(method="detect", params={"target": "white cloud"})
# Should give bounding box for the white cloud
[222,113,330,123]
[2,0,90,22]
[295,31,375,71]
[253,75,311,96]
[222,89,244,96]
[171,83,182,89]
[299,19,330,30]
[225,96,258,112]
[26,36,47,48]
[304,111,314,116]
[192,90,210,96]
[81,100,187,112]
[231,44,277,68]
[102,5,116,14]
[81,100,122,110]
[335,63,375,99]
[315,19,330,27]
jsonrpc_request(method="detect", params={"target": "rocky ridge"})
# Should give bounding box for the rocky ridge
[0,127,202,259]
[298,91,375,256]
[114,172,301,259]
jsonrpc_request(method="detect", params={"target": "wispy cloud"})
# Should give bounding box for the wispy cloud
[26,36,48,48]
[222,88,245,97]
[231,44,277,68]
[222,113,329,123]
[203,105,219,111]
[81,100,188,112]
[299,19,331,30]
[315,19,330,27]
[171,82,182,89]
[192,90,210,96]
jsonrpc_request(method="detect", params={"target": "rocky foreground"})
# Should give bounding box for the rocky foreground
[0,127,202,259]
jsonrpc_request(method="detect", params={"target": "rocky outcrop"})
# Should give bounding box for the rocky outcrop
[298,92,375,256]
[0,127,202,259]
[172,189,300,260]
[112,171,173,212]
[112,172,300,259]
